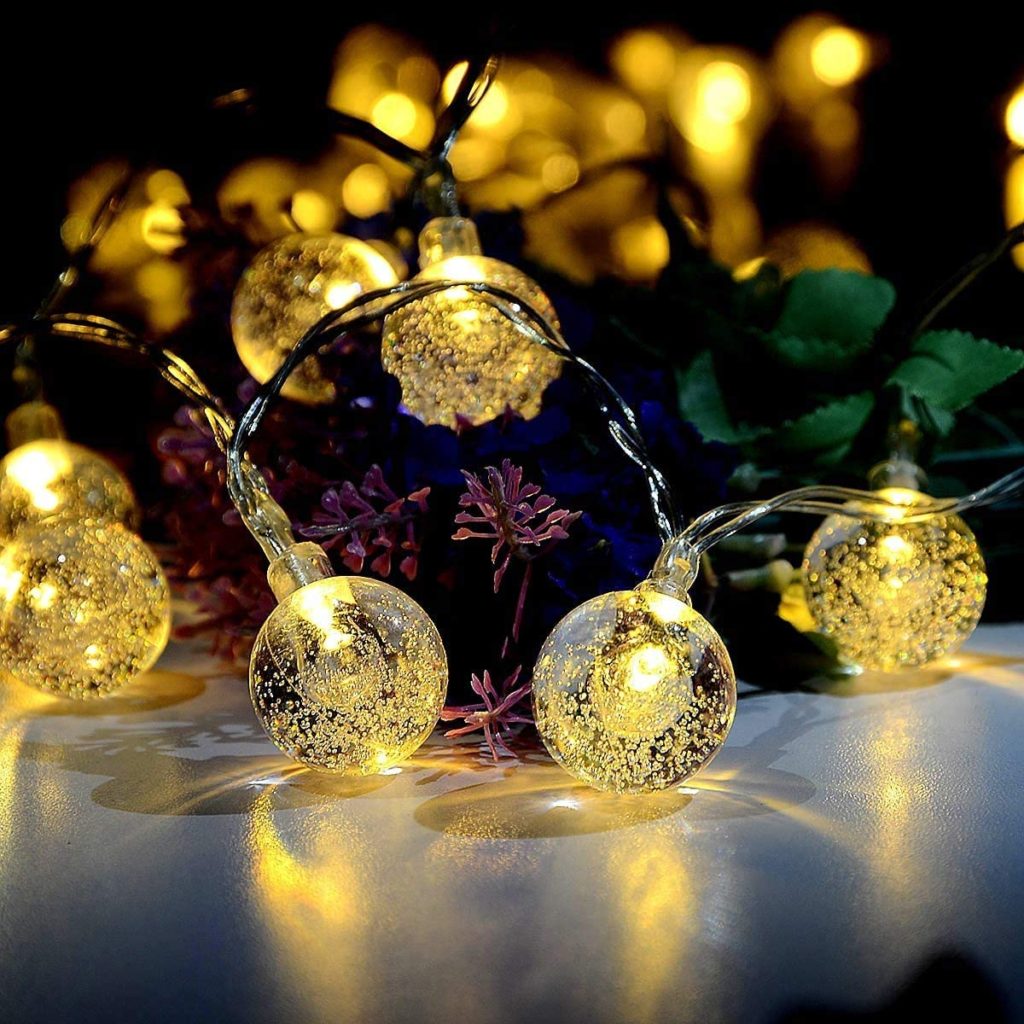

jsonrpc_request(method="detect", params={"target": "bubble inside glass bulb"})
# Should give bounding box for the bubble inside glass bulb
[803,487,987,671]
[0,519,171,698]
[533,587,736,793]
[231,232,399,405]
[381,219,563,427]
[0,439,139,545]
[250,575,447,773]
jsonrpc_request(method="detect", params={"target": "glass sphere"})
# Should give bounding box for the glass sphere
[381,255,564,427]
[231,232,399,405]
[803,487,987,671]
[250,575,447,773]
[533,587,737,793]
[0,519,171,698]
[0,439,138,546]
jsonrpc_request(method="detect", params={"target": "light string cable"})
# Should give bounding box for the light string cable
[223,256,1024,567]
[0,312,235,450]
[12,169,140,402]
[225,277,682,549]
[409,55,500,216]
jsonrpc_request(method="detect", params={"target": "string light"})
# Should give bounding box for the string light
[381,216,563,426]
[0,432,138,546]
[803,488,987,671]
[2,51,1022,797]
[250,542,447,773]
[231,231,399,405]
[533,543,736,793]
[0,518,170,698]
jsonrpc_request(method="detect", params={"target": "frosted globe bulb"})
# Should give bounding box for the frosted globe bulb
[231,232,399,405]
[0,438,139,545]
[803,487,987,671]
[533,583,736,793]
[250,543,447,773]
[0,519,171,698]
[381,217,563,427]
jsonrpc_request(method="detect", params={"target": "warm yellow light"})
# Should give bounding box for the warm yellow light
[810,26,868,87]
[324,281,362,310]
[135,260,185,302]
[611,216,670,281]
[811,98,860,149]
[879,534,914,560]
[140,203,186,254]
[533,587,736,793]
[441,61,467,104]
[803,489,987,671]
[145,169,189,205]
[1006,87,1024,146]
[442,63,511,131]
[1006,154,1024,270]
[696,62,751,124]
[381,217,563,427]
[604,99,647,146]
[291,190,336,233]
[250,573,447,773]
[397,54,439,99]
[231,233,399,404]
[0,439,139,546]
[540,152,580,192]
[448,138,505,182]
[0,520,171,699]
[341,163,390,219]
[610,30,678,94]
[371,92,418,140]
[27,582,57,611]
[0,565,22,603]
[5,446,69,511]
[473,81,510,128]
[626,644,671,691]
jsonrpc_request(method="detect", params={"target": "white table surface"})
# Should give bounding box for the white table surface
[1,624,1023,1023]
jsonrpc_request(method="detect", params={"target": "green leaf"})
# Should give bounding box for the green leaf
[676,351,735,442]
[774,269,896,356]
[763,331,870,371]
[888,330,1024,412]
[676,351,764,444]
[775,392,875,459]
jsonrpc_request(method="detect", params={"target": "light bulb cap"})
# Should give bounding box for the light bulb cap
[418,217,482,267]
[5,401,65,449]
[641,535,699,602]
[267,542,334,601]
[868,457,927,492]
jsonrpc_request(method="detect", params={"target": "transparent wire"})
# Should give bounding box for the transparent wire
[0,312,301,562]
[226,278,680,545]
[679,473,1024,558]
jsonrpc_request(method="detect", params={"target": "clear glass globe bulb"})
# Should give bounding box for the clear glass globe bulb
[803,487,987,671]
[0,438,139,545]
[250,568,448,774]
[381,217,563,427]
[533,585,737,793]
[0,519,171,698]
[231,231,399,405]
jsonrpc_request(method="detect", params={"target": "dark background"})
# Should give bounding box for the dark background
[0,5,1021,552]
[1,7,1021,335]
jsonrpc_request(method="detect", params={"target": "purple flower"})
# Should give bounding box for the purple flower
[440,666,533,760]
[453,459,580,641]
[301,465,430,580]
